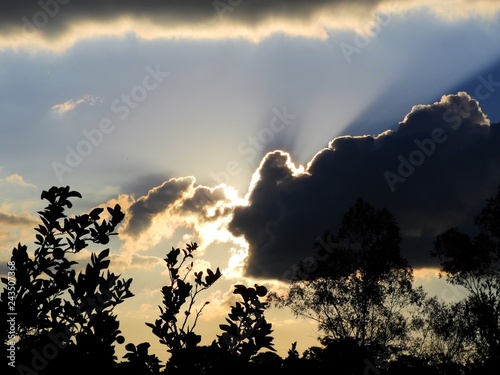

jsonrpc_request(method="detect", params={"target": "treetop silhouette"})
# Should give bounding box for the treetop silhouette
[2,186,500,374]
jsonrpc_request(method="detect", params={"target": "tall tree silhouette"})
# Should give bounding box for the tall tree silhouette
[407,296,472,372]
[0,186,132,375]
[273,198,424,365]
[433,185,500,369]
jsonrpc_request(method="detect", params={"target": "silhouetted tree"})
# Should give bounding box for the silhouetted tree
[272,198,424,369]
[13,186,500,374]
[433,185,500,370]
[0,186,132,375]
[408,297,472,372]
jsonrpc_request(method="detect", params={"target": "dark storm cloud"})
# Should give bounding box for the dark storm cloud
[124,177,195,237]
[178,185,232,222]
[0,1,407,50]
[123,177,233,238]
[229,92,500,279]
[0,0,380,33]
[1,1,499,49]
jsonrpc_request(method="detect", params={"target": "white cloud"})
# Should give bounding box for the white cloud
[0,173,36,189]
[51,95,104,114]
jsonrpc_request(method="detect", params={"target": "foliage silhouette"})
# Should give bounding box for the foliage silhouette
[2,186,500,374]
[272,198,424,365]
[433,185,500,370]
[152,246,276,373]
[407,296,472,372]
[1,186,133,375]
[118,342,162,374]
[146,242,221,357]
[217,284,275,360]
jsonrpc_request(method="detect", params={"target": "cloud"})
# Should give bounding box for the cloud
[0,171,40,255]
[110,253,164,272]
[0,211,38,227]
[1,1,499,50]
[195,287,240,322]
[124,177,195,238]
[51,95,104,114]
[0,211,39,256]
[229,92,500,279]
[0,173,36,189]
[118,176,242,259]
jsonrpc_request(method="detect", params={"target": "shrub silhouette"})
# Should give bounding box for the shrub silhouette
[217,284,276,360]
[118,342,162,374]
[2,186,500,374]
[1,186,133,375]
[146,242,221,356]
[148,243,276,373]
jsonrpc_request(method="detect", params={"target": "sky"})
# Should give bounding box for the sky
[2,0,500,362]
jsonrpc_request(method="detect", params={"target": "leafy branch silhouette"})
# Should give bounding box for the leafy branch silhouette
[146,242,222,355]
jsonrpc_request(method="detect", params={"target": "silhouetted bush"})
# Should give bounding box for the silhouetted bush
[2,186,500,374]
[1,186,132,375]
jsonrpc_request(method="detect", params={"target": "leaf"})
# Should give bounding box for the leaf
[41,190,50,201]
[68,190,83,199]
[89,207,104,220]
[98,248,110,261]
[255,285,268,297]
[35,225,48,235]
[98,260,110,270]
[205,267,222,286]
[234,284,247,296]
